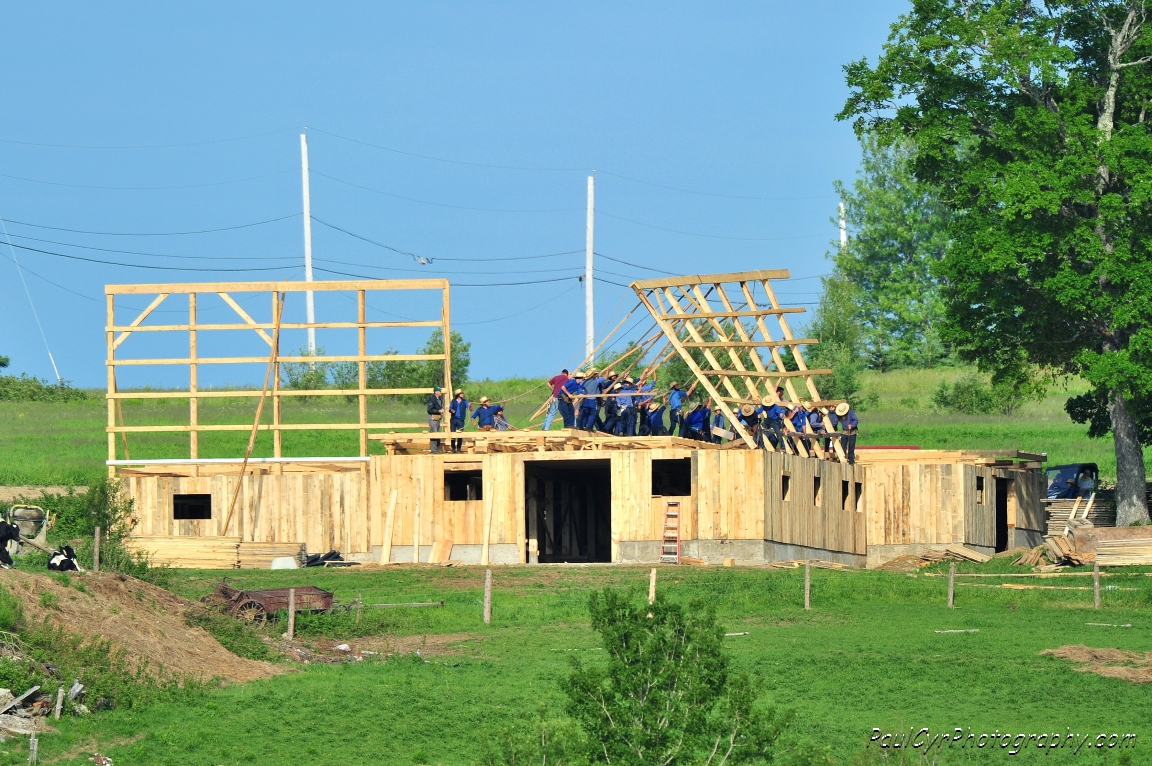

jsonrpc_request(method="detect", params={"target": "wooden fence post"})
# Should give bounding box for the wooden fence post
[53,686,63,720]
[287,588,296,639]
[93,527,101,573]
[804,562,811,611]
[948,562,955,609]
[1093,563,1101,609]
[648,568,657,605]
[483,569,492,624]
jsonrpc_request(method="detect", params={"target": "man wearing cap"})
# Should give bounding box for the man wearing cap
[426,386,445,454]
[834,402,859,463]
[542,369,570,431]
[560,373,583,428]
[471,396,504,431]
[448,388,469,453]
[667,382,686,436]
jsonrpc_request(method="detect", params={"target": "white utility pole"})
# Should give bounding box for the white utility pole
[585,175,595,361]
[838,201,848,251]
[301,133,316,354]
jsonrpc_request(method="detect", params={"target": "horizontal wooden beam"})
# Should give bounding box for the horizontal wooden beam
[106,279,448,295]
[655,309,805,320]
[718,397,846,408]
[681,339,817,348]
[107,387,436,399]
[631,270,791,290]
[106,320,442,333]
[109,353,444,366]
[107,422,427,433]
[703,368,832,378]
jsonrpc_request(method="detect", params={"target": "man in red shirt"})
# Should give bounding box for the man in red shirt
[542,368,570,430]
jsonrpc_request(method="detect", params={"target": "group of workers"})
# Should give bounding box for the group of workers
[539,369,860,462]
[425,386,508,454]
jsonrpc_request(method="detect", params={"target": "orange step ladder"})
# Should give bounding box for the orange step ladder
[659,501,681,564]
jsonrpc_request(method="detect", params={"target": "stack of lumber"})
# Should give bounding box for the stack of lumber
[1096,537,1152,567]
[125,536,241,569]
[1045,492,1116,536]
[1043,535,1087,566]
[1015,546,1047,566]
[919,544,992,564]
[237,542,306,569]
[768,559,848,570]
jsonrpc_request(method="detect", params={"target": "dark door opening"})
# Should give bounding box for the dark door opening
[525,460,611,563]
[994,477,1010,552]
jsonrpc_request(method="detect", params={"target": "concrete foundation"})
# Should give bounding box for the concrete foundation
[865,543,996,569]
[1011,528,1045,549]
[370,543,520,565]
[617,539,866,568]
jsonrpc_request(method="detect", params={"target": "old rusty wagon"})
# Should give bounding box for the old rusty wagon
[213,581,334,625]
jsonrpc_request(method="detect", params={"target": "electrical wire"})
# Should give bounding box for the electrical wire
[0,168,293,191]
[596,210,829,242]
[2,231,301,261]
[0,128,294,149]
[455,283,581,326]
[309,217,422,261]
[314,256,584,277]
[312,264,582,287]
[593,251,677,275]
[312,170,581,213]
[0,214,62,381]
[5,240,301,272]
[595,170,835,201]
[1,213,299,237]
[433,249,583,263]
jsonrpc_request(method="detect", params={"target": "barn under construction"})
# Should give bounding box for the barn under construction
[107,270,1047,569]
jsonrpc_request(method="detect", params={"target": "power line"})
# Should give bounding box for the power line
[6,241,301,272]
[596,170,836,201]
[314,256,583,277]
[433,249,582,263]
[0,128,294,150]
[312,170,581,213]
[596,209,830,242]
[456,283,581,326]
[0,168,293,191]
[3,231,300,261]
[593,251,677,275]
[0,214,62,381]
[1,213,299,237]
[309,216,423,262]
[313,264,581,287]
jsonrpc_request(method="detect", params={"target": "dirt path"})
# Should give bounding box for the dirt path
[0,486,86,503]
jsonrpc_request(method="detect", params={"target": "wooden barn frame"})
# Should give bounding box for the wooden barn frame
[105,279,452,470]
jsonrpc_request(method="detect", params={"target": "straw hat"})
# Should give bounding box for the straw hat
[819,406,830,415]
[801,400,813,409]
[624,377,634,384]
[740,404,755,416]
[454,388,464,395]
[760,395,776,406]
[480,396,490,404]
[573,372,585,379]
[586,367,598,375]
[835,402,851,416]
[671,381,680,388]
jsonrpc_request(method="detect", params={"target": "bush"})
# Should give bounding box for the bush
[0,373,88,402]
[931,373,995,414]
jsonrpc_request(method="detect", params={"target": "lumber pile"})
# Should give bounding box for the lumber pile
[1045,492,1116,536]
[1042,535,1088,566]
[919,544,992,564]
[768,559,849,570]
[1015,546,1047,567]
[125,536,241,569]
[237,542,306,569]
[1096,537,1152,567]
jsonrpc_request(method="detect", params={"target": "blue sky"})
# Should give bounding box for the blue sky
[0,2,906,387]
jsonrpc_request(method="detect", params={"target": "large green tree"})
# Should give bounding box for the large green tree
[840,0,1152,523]
[832,136,952,370]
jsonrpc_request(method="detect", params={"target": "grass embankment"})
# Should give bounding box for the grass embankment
[10,563,1150,765]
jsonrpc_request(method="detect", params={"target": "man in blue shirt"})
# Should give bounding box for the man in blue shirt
[647,400,667,436]
[834,402,859,464]
[711,407,728,443]
[578,369,602,430]
[560,373,583,428]
[471,396,504,431]
[615,378,638,436]
[635,377,655,436]
[758,395,787,450]
[448,388,469,453]
[668,382,686,436]
[788,402,812,453]
[683,402,708,440]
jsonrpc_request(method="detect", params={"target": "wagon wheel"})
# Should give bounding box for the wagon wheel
[231,599,267,626]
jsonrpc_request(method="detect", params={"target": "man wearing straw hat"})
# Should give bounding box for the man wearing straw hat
[448,388,469,453]
[759,394,787,450]
[426,386,445,454]
[737,403,759,446]
[471,396,504,431]
[834,401,859,464]
[560,373,583,429]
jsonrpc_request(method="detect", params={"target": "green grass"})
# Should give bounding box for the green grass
[9,564,1150,765]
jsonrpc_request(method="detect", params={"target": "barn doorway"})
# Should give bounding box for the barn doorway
[525,460,611,563]
[994,477,1010,552]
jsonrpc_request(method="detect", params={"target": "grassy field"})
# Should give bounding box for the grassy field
[7,562,1149,765]
[1,368,1143,485]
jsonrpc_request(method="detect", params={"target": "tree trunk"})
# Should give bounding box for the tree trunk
[1110,390,1149,526]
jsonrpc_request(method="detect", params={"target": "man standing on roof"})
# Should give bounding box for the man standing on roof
[760,395,787,450]
[788,402,811,453]
[711,406,728,443]
[560,373,582,428]
[635,376,655,436]
[448,388,469,453]
[576,368,599,430]
[542,369,570,431]
[668,382,686,436]
[471,396,504,431]
[427,386,445,454]
[615,377,637,436]
[683,402,708,440]
[834,402,858,464]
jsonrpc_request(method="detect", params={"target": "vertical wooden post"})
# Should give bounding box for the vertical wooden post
[483,569,492,624]
[93,527,101,573]
[272,292,283,460]
[648,567,657,604]
[804,562,811,610]
[358,289,368,457]
[381,489,397,564]
[28,731,37,764]
[53,686,63,720]
[481,492,494,566]
[106,293,116,478]
[1093,563,1101,609]
[287,588,296,639]
[356,594,363,624]
[189,293,198,462]
[948,562,956,609]
[413,478,422,564]
[442,286,452,397]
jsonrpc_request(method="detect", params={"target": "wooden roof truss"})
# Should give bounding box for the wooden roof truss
[631,270,846,461]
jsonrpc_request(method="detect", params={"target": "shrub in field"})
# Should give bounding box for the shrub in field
[561,588,794,766]
[0,373,88,402]
[931,373,995,414]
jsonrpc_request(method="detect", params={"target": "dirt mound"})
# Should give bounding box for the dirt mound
[1042,644,1152,683]
[0,570,280,684]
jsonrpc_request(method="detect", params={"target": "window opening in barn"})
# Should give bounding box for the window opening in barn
[976,476,985,505]
[652,458,692,497]
[173,494,212,520]
[781,473,791,502]
[813,476,822,505]
[841,480,851,511]
[854,482,863,512]
[445,470,483,501]
[525,460,611,563]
